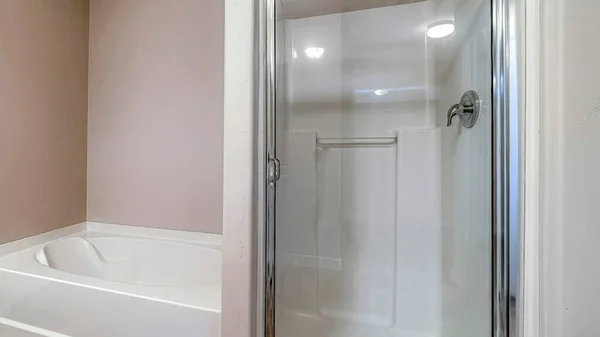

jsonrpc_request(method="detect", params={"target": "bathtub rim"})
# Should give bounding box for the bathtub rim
[0,222,222,312]
[0,222,222,259]
[34,235,222,287]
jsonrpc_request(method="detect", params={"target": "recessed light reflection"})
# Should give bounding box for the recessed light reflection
[374,89,389,96]
[427,21,455,38]
[305,47,325,59]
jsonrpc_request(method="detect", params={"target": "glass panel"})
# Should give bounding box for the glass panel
[273,0,492,336]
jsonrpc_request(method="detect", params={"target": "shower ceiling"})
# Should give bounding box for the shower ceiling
[280,0,426,19]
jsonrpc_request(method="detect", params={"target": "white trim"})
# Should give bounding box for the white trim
[221,0,257,336]
[522,0,541,336]
[538,0,566,336]
[255,2,268,337]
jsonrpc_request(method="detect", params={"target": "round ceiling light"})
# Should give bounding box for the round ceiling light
[427,21,455,39]
[305,47,325,59]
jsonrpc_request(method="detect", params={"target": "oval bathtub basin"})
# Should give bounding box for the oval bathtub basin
[34,236,221,287]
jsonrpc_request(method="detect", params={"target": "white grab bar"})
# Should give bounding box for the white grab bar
[316,137,397,149]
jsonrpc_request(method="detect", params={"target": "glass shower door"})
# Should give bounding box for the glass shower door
[266,0,495,336]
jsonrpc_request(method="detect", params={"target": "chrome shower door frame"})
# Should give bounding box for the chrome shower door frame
[255,0,521,336]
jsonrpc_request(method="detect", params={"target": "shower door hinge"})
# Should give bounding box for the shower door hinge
[267,157,281,183]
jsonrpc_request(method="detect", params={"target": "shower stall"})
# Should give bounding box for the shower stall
[257,0,518,336]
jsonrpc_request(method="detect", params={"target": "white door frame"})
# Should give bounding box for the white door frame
[521,0,541,335]
[221,1,259,337]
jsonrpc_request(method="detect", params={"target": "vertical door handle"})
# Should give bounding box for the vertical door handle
[268,157,281,183]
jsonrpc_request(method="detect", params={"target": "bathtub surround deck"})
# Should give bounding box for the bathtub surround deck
[0,222,221,337]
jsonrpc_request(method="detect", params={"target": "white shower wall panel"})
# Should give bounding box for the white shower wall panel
[275,3,444,336]
[316,144,397,326]
[275,129,442,335]
[394,129,442,336]
[435,1,492,335]
[284,2,437,138]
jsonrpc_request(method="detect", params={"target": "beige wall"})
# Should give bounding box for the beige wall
[87,0,224,233]
[0,1,89,244]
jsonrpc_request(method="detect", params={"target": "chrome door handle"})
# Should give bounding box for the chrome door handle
[446,90,480,128]
[268,157,281,183]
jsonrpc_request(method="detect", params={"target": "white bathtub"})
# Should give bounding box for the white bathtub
[35,236,221,287]
[0,222,221,337]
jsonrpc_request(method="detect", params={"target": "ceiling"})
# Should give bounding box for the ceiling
[280,0,426,19]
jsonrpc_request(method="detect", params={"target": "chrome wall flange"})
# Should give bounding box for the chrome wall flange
[446,90,481,128]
